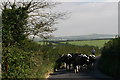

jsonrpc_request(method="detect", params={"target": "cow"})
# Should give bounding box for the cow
[64,54,73,70]
[54,54,72,71]
[54,53,96,73]
[87,55,96,69]
[71,53,89,73]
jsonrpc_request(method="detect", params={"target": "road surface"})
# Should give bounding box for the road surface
[48,56,116,80]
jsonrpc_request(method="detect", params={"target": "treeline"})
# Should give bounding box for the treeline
[98,37,120,78]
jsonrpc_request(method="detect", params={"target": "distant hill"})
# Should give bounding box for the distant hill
[50,34,116,41]
[33,34,116,41]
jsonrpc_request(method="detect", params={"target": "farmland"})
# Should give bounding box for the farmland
[60,40,110,48]
[37,39,110,48]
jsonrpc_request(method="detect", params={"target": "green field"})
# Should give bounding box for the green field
[38,40,110,48]
[37,41,56,45]
[37,41,44,45]
[61,40,110,48]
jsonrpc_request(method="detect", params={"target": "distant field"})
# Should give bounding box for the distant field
[61,40,110,48]
[37,42,44,45]
[37,40,110,48]
[37,41,56,45]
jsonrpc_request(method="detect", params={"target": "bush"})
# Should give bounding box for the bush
[99,37,120,78]
[2,40,59,78]
[2,47,31,78]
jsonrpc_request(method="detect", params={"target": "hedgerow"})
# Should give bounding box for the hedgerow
[98,37,120,78]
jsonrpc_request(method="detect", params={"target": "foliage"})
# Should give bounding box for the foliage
[2,40,54,78]
[2,6,28,47]
[2,0,65,47]
[2,46,31,78]
[98,37,120,78]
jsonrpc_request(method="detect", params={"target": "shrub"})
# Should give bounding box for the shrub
[99,37,120,78]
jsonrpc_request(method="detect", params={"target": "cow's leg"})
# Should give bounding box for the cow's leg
[74,66,78,73]
[78,65,81,72]
[66,63,68,70]
[91,63,94,70]
[54,63,60,72]
[83,64,87,70]
[68,64,70,70]
[68,63,71,70]
[63,62,66,69]
[70,63,73,70]
[76,65,79,73]
[66,63,70,70]
[73,64,77,73]
[66,63,69,70]
[74,68,77,73]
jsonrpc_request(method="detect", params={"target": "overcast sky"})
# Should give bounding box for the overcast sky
[51,2,118,37]
[1,0,119,37]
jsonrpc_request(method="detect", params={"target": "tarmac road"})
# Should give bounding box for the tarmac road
[48,56,116,80]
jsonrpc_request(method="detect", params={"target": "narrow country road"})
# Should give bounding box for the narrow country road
[48,56,116,80]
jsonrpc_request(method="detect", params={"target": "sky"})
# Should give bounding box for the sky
[51,0,119,2]
[2,0,119,2]
[0,0,119,37]
[51,2,118,37]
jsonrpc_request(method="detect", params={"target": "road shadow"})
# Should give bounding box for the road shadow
[50,69,74,75]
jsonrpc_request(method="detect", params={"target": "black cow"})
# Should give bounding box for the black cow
[71,54,89,73]
[54,54,72,71]
[87,55,96,69]
[65,54,73,70]
[54,54,65,71]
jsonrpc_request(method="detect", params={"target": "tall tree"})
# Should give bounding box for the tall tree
[1,0,66,76]
[1,0,65,47]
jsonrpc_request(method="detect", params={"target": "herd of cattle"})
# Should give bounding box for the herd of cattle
[54,53,96,73]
